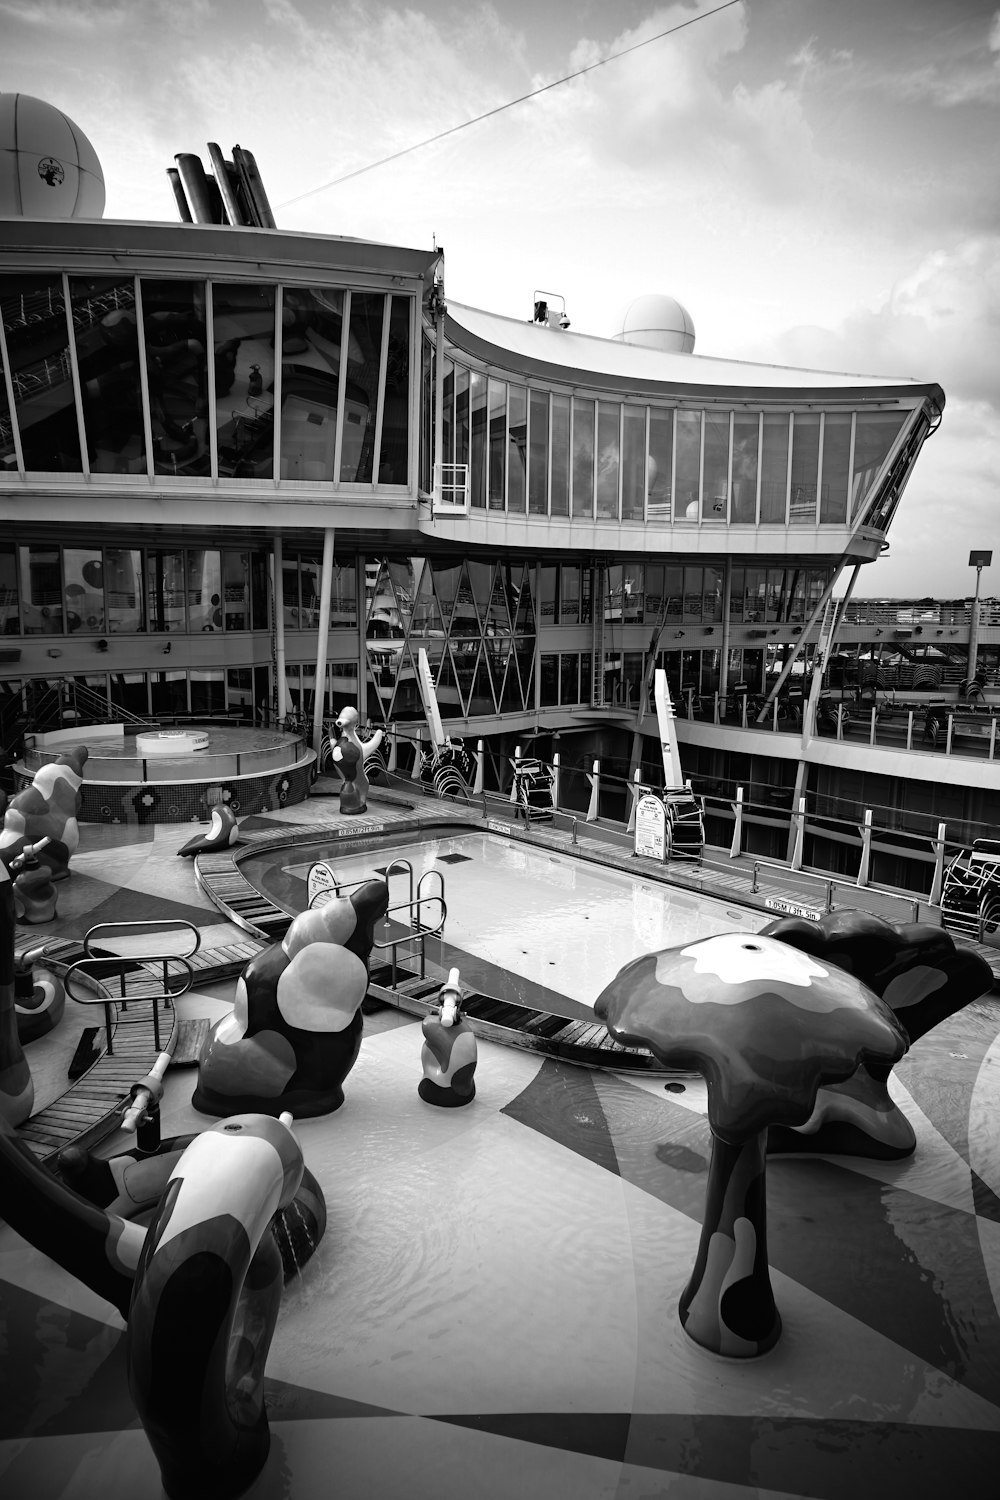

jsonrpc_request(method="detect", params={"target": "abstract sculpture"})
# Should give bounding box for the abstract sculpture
[328,706,381,814]
[0,862,32,1124]
[595,932,907,1358]
[192,878,389,1117]
[0,746,87,882]
[761,910,993,1158]
[419,967,477,1107]
[14,944,65,1043]
[177,802,240,857]
[9,838,58,922]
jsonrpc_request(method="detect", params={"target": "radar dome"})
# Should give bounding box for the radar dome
[0,94,105,218]
[614,294,695,354]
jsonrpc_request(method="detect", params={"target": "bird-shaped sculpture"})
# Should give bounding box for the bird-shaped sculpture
[177,802,240,857]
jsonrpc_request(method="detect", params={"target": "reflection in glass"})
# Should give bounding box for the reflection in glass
[560,565,581,625]
[442,359,454,465]
[330,562,358,628]
[644,564,665,624]
[488,377,506,509]
[378,295,410,484]
[19,545,62,633]
[789,412,820,524]
[146,549,186,632]
[540,654,558,707]
[508,385,526,513]
[683,566,704,622]
[674,410,701,520]
[64,548,104,633]
[572,398,594,518]
[187,550,222,632]
[455,366,470,468]
[760,413,789,524]
[106,549,143,633]
[280,287,343,481]
[622,406,645,520]
[299,556,321,628]
[550,394,570,516]
[731,413,759,523]
[214,283,275,478]
[222,551,250,630]
[227,667,254,719]
[560,653,580,705]
[2,275,81,472]
[341,292,384,482]
[852,412,906,516]
[0,547,18,633]
[648,408,673,520]
[110,672,148,717]
[141,279,210,476]
[150,671,187,715]
[820,412,851,523]
[70,277,145,475]
[596,402,620,519]
[703,410,730,519]
[528,390,548,514]
[0,321,15,471]
[469,371,487,507]
[191,669,224,713]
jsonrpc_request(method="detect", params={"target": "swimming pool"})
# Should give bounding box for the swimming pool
[244,829,768,1011]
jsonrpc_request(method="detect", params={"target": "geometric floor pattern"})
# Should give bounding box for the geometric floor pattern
[1,806,998,1499]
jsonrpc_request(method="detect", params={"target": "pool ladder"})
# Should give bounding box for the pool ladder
[308,858,447,988]
[62,919,200,1056]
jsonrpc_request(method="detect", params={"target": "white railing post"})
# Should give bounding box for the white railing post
[906,710,914,750]
[857,808,873,888]
[790,796,806,871]
[510,745,521,803]
[586,759,600,822]
[552,752,561,810]
[385,724,398,774]
[730,785,744,859]
[869,707,877,747]
[473,739,484,797]
[929,821,948,906]
[409,728,423,781]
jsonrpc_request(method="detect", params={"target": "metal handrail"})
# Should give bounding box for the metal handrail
[63,919,202,1056]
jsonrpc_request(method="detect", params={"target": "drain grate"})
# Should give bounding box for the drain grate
[436,852,472,864]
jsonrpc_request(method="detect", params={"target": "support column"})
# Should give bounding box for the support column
[272,537,287,721]
[312,527,335,758]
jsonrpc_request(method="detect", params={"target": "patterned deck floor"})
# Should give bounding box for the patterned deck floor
[1,788,998,1499]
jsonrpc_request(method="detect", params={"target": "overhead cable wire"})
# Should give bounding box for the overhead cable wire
[277,0,745,208]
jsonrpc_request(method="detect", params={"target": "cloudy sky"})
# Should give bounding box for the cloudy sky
[3,0,998,597]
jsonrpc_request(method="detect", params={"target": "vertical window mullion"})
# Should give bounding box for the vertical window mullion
[206,282,218,483]
[63,273,90,480]
[371,292,391,487]
[332,288,350,488]
[272,285,284,486]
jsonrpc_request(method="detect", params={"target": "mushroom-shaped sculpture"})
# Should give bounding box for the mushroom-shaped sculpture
[594,932,908,1358]
[761,910,993,1158]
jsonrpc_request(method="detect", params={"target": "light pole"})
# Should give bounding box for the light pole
[968,550,992,684]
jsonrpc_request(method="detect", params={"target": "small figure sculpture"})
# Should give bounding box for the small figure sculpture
[177,802,240,857]
[192,879,389,1118]
[10,838,57,922]
[595,932,907,1358]
[419,968,477,1108]
[762,910,993,1159]
[0,746,87,883]
[14,943,65,1043]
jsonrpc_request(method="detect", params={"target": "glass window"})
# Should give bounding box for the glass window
[622,406,645,521]
[648,408,673,520]
[190,669,224,714]
[330,561,357,628]
[596,401,620,519]
[560,565,581,625]
[0,547,18,633]
[146,549,186,633]
[528,390,548,514]
[683,566,703,622]
[187,550,222,632]
[110,672,149,717]
[539,564,557,620]
[212,282,275,478]
[328,659,358,714]
[604,565,623,624]
[469,370,487,508]
[299,556,322,628]
[790,412,820,524]
[703,566,722,622]
[744,566,766,621]
[764,568,786,622]
[105,549,143,633]
[852,412,906,516]
[644,563,665,623]
[540,653,559,706]
[222,551,250,631]
[0,319,15,471]
[702,410,730,520]
[731,413,759,523]
[419,334,432,492]
[760,413,789,523]
[441,358,454,466]
[729,567,745,618]
[820,412,851,523]
[70,277,146,475]
[378,294,410,485]
[141,278,209,476]
[227,667,254,719]
[508,384,527,513]
[2,275,82,472]
[572,397,595,518]
[63,548,104,633]
[341,291,384,483]
[560,653,579,705]
[488,377,507,510]
[279,287,342,481]
[663,567,683,622]
[550,394,570,516]
[18,546,62,633]
[150,670,188,715]
[674,409,701,520]
[454,366,470,466]
[251,552,269,630]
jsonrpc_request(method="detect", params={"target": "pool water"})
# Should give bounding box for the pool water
[267,832,768,1008]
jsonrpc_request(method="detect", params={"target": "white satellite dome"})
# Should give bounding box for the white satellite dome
[614,294,695,354]
[0,94,105,218]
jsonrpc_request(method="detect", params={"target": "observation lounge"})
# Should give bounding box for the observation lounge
[2,208,977,880]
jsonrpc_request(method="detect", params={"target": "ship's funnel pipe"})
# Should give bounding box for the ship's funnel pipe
[233,145,276,228]
[166,167,193,223]
[174,153,216,224]
[207,141,245,226]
